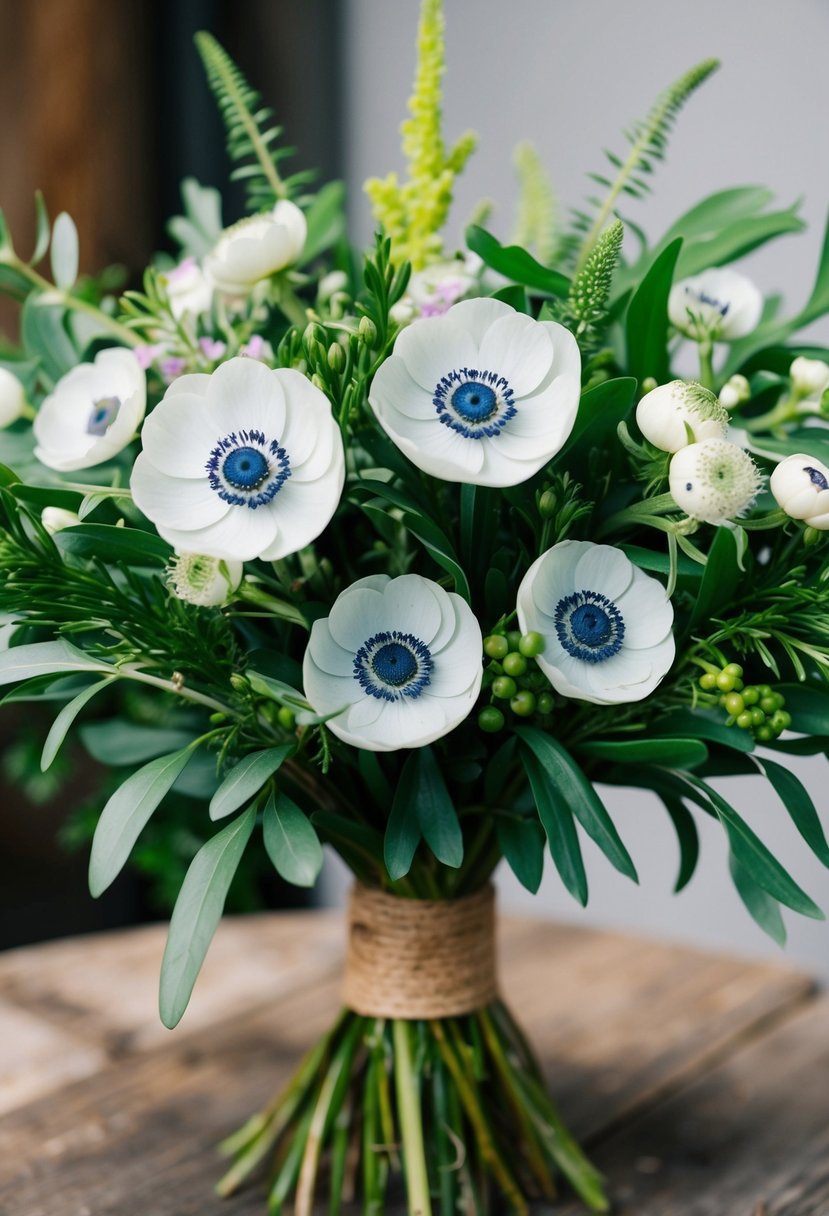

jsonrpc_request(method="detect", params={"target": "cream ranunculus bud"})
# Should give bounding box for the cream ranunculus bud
[0,367,26,427]
[159,257,213,321]
[41,507,81,534]
[718,374,751,409]
[789,356,829,400]
[635,380,728,452]
[168,553,244,607]
[204,201,307,295]
[668,268,763,342]
[770,453,829,530]
[669,438,762,524]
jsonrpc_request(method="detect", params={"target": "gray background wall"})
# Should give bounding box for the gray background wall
[325,0,829,980]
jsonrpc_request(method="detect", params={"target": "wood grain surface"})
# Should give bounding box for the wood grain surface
[0,912,823,1214]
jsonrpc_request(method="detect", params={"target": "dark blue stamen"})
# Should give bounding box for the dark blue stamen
[206,428,291,508]
[353,630,433,701]
[222,446,269,490]
[433,367,516,439]
[555,589,625,664]
[687,287,730,318]
[86,396,121,436]
[804,465,829,490]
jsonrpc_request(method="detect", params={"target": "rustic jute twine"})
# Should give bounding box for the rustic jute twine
[342,882,498,1019]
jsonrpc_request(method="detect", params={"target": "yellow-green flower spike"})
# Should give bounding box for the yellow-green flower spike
[512,141,557,266]
[364,0,477,271]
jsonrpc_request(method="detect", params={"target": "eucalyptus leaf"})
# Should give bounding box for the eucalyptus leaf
[209,745,293,821]
[411,746,464,869]
[777,683,829,736]
[690,526,741,629]
[496,815,545,894]
[384,754,423,881]
[30,191,50,265]
[661,796,700,893]
[80,721,197,766]
[300,180,346,265]
[761,758,829,867]
[40,677,114,772]
[729,852,786,946]
[20,294,78,382]
[0,639,114,687]
[88,744,198,897]
[159,805,255,1028]
[555,377,637,464]
[263,791,324,887]
[50,212,80,290]
[652,709,755,753]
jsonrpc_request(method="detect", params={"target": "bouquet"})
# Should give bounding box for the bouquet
[2,3,829,1212]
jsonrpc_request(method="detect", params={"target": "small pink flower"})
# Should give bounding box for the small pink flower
[134,343,164,371]
[160,356,187,383]
[199,337,227,361]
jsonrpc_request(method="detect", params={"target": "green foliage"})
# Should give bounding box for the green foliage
[209,745,293,821]
[511,140,557,265]
[262,790,324,886]
[167,177,224,260]
[624,237,682,384]
[564,218,623,344]
[466,225,569,298]
[384,746,463,879]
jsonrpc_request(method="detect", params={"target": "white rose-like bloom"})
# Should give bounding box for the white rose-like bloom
[303,574,483,752]
[204,201,307,295]
[636,380,728,452]
[790,356,829,400]
[33,348,146,472]
[668,268,763,342]
[669,438,762,525]
[517,540,675,706]
[160,257,213,320]
[770,453,829,530]
[41,507,80,534]
[0,367,26,427]
[131,357,344,562]
[369,298,581,487]
[168,553,244,606]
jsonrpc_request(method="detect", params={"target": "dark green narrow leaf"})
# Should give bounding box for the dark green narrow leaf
[520,746,587,906]
[555,377,637,464]
[652,709,755,753]
[660,796,700,892]
[159,805,256,1028]
[413,747,463,869]
[777,683,829,737]
[55,523,172,565]
[625,237,682,385]
[465,225,570,297]
[729,852,786,946]
[517,727,638,883]
[263,791,324,887]
[384,753,422,881]
[496,815,545,894]
[578,737,707,770]
[209,745,293,820]
[762,758,829,867]
[690,526,741,629]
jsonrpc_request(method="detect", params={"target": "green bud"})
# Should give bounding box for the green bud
[358,316,378,346]
[735,711,753,729]
[328,342,346,372]
[537,692,555,715]
[506,630,522,651]
[641,376,658,395]
[538,489,558,518]
[277,706,296,730]
[742,686,759,706]
[230,673,249,693]
[302,322,325,351]
[724,692,744,716]
[699,672,717,691]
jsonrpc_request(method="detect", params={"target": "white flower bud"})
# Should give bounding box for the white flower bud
[770,453,829,530]
[41,507,80,534]
[168,553,244,607]
[668,268,763,342]
[317,270,349,302]
[0,367,26,427]
[789,356,829,399]
[669,438,762,524]
[159,257,213,321]
[636,380,728,452]
[204,201,307,295]
[718,374,751,409]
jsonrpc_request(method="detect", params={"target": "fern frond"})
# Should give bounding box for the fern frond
[572,59,719,275]
[511,141,558,266]
[195,32,289,212]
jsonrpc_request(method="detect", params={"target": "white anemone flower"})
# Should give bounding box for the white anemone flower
[516,540,674,705]
[204,201,307,295]
[669,438,761,524]
[160,257,213,320]
[668,268,763,342]
[33,348,146,472]
[303,574,483,752]
[369,298,581,487]
[168,552,244,606]
[0,367,26,427]
[636,380,728,452]
[770,453,829,530]
[131,357,344,562]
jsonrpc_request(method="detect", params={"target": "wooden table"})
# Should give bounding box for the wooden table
[0,912,826,1214]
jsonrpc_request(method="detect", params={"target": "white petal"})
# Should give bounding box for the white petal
[369,356,433,422]
[307,621,355,677]
[518,542,585,626]
[585,648,652,698]
[140,392,218,478]
[206,357,286,437]
[338,697,445,751]
[378,409,486,480]
[540,321,582,384]
[574,545,634,600]
[344,695,387,730]
[394,314,477,391]
[382,575,443,643]
[303,660,360,717]
[130,456,227,529]
[257,464,344,560]
[154,500,279,561]
[616,574,673,648]
[328,587,385,651]
[476,313,553,396]
[447,297,514,345]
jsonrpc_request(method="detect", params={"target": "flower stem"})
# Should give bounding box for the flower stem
[743,395,799,433]
[273,277,309,329]
[597,491,679,537]
[8,256,139,347]
[117,664,234,715]
[697,339,715,391]
[394,1020,433,1216]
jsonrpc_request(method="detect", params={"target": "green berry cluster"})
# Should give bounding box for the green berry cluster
[478,630,553,732]
[697,663,791,742]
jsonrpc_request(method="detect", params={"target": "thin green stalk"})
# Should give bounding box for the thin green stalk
[273,277,309,328]
[117,664,234,715]
[597,491,679,537]
[374,1023,400,1170]
[267,1101,316,1216]
[394,1019,433,1216]
[7,256,139,346]
[698,339,715,391]
[431,1043,460,1216]
[743,394,799,433]
[329,1094,353,1216]
[362,1031,382,1216]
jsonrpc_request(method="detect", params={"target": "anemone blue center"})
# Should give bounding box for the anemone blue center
[695,289,730,318]
[206,428,291,509]
[86,396,121,436]
[353,630,433,701]
[805,465,829,490]
[554,589,625,664]
[433,367,516,440]
[222,446,269,490]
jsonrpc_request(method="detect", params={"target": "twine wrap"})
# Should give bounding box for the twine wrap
[342,883,498,1019]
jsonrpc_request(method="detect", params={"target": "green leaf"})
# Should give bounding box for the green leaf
[625,238,682,385]
[689,526,742,629]
[555,377,637,464]
[262,791,324,887]
[579,736,707,769]
[384,761,422,882]
[159,805,255,1028]
[50,212,79,290]
[31,191,51,265]
[674,205,804,280]
[54,523,172,565]
[652,708,755,752]
[518,726,638,883]
[465,225,570,297]
[800,206,829,327]
[0,639,113,687]
[40,677,114,771]
[412,746,464,869]
[300,181,346,265]
[761,758,829,868]
[80,721,197,766]
[21,294,78,382]
[620,542,702,581]
[777,683,829,736]
[88,745,197,897]
[661,796,699,892]
[729,852,786,946]
[520,745,587,905]
[209,745,293,821]
[496,815,545,894]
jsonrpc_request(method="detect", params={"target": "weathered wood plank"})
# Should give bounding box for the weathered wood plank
[0,914,818,1214]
